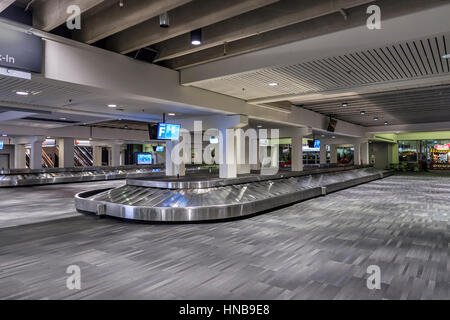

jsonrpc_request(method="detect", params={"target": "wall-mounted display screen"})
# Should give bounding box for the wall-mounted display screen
[136,152,152,165]
[157,123,180,140]
[156,145,165,152]
[327,118,337,132]
[0,141,3,150]
[210,136,219,144]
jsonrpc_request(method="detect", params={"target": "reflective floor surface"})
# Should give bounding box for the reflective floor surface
[0,173,448,299]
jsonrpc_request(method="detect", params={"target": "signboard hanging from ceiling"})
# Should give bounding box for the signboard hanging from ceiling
[0,27,42,73]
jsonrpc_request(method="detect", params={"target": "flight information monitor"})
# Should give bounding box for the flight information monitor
[0,141,3,150]
[156,145,165,152]
[157,123,180,140]
[136,152,152,165]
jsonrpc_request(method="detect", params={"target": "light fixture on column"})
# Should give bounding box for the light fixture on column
[159,12,169,28]
[191,29,202,45]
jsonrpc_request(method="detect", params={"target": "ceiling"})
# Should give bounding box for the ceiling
[297,85,450,127]
[191,33,450,100]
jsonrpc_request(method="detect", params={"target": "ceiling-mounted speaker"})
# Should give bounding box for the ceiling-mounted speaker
[159,12,169,28]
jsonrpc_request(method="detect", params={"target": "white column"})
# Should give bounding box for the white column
[30,140,43,170]
[360,142,370,165]
[250,137,260,171]
[319,142,327,165]
[93,145,103,167]
[291,135,303,172]
[330,145,338,164]
[14,144,26,169]
[58,138,74,168]
[111,144,121,167]
[354,143,361,166]
[236,129,250,175]
[219,128,237,178]
[165,140,186,176]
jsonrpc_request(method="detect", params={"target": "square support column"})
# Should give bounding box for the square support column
[319,142,327,165]
[330,145,338,164]
[14,144,26,169]
[93,145,103,167]
[30,140,43,170]
[58,138,75,168]
[111,144,121,167]
[360,142,370,165]
[236,129,251,175]
[166,140,186,177]
[354,143,361,166]
[219,128,237,179]
[291,135,303,172]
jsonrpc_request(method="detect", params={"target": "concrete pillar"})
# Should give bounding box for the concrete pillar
[250,137,260,171]
[360,142,370,165]
[111,144,121,167]
[330,145,338,164]
[219,128,237,178]
[14,144,26,169]
[93,145,103,167]
[58,138,75,168]
[30,140,43,170]
[236,129,251,175]
[319,141,327,165]
[354,143,361,166]
[166,140,186,177]
[291,135,303,172]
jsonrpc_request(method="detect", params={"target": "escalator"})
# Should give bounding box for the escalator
[25,148,56,168]
[74,146,93,167]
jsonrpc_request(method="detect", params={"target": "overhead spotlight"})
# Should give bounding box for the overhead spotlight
[168,113,176,116]
[191,29,202,46]
[442,54,450,59]
[2,134,7,137]
[321,134,325,138]
[15,91,29,96]
[159,12,169,28]
[257,125,263,128]
[60,117,67,120]
[332,136,336,139]
[108,104,117,108]
[384,121,389,125]
[360,111,366,115]
[342,102,348,107]
[124,125,129,129]
[373,116,379,121]
[268,82,278,87]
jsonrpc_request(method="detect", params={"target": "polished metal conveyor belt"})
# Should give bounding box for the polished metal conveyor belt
[75,167,394,222]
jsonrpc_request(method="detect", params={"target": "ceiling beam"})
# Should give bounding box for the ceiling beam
[32,0,107,31]
[105,0,279,54]
[179,0,450,83]
[0,0,15,13]
[170,0,449,70]
[73,0,192,44]
[153,0,375,63]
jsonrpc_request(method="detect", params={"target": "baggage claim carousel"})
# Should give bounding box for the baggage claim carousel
[75,166,394,222]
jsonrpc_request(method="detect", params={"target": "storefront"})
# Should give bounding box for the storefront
[398,139,450,170]
[425,142,450,170]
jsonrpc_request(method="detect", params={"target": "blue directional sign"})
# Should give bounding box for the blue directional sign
[157,123,180,140]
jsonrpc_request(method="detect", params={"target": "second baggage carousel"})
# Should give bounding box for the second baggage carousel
[75,166,394,222]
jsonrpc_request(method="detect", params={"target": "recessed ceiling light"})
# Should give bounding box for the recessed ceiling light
[15,91,29,96]
[191,29,202,45]
[168,113,176,116]
[60,117,67,120]
[268,82,278,87]
[321,135,325,137]
[384,121,388,125]
[257,125,263,128]
[442,54,450,59]
[332,136,336,139]
[342,102,348,107]
[108,104,117,108]
[360,111,366,115]
[373,116,379,121]
[2,134,7,137]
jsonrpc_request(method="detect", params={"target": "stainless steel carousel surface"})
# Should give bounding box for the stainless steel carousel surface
[0,165,214,187]
[75,167,394,222]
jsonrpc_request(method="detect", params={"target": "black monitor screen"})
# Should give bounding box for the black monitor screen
[327,118,337,132]
[148,123,159,140]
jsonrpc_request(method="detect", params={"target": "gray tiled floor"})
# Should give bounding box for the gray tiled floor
[0,173,448,300]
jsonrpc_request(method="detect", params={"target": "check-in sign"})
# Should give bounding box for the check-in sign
[0,27,42,73]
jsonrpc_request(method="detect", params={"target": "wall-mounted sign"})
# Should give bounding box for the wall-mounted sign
[42,139,56,147]
[434,144,450,151]
[0,27,42,73]
[75,140,92,147]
